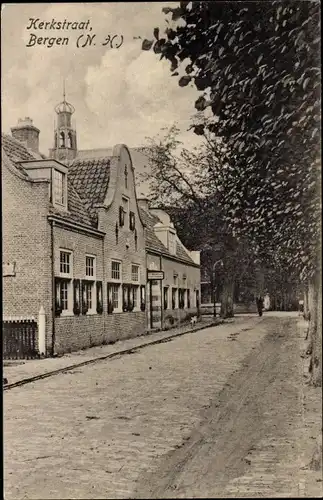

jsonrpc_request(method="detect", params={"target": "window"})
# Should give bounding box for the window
[124,165,128,189]
[73,279,81,315]
[85,282,93,310]
[96,282,103,314]
[86,255,96,278]
[164,287,169,310]
[178,289,185,309]
[53,169,65,205]
[172,288,177,310]
[59,250,72,276]
[133,286,139,309]
[129,211,136,231]
[169,231,176,254]
[81,279,96,314]
[55,277,72,316]
[59,131,65,148]
[111,284,120,309]
[111,261,121,280]
[131,264,139,282]
[140,285,146,311]
[187,289,191,309]
[122,196,129,226]
[61,281,68,310]
[173,273,178,286]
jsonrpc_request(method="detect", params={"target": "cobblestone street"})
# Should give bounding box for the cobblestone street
[4,314,322,499]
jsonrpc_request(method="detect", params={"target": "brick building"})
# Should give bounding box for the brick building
[2,96,200,355]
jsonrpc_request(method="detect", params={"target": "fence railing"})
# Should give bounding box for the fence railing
[3,318,39,359]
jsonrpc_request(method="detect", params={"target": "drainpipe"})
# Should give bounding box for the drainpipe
[102,229,106,337]
[50,220,56,356]
[160,254,163,329]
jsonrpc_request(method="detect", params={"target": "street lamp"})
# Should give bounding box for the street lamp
[213,259,224,317]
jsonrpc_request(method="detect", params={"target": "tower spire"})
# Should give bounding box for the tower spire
[49,85,77,162]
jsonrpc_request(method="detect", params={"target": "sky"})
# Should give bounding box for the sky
[2,2,204,156]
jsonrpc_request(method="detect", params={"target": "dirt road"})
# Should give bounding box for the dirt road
[4,314,321,499]
[134,315,321,498]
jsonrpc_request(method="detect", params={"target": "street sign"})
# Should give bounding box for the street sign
[147,270,164,281]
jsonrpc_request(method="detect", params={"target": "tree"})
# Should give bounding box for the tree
[141,1,321,384]
[138,126,261,318]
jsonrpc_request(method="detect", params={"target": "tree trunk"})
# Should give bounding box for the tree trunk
[220,278,234,318]
[311,272,322,387]
[303,286,309,320]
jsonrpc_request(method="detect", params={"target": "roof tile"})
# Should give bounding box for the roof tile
[139,207,196,265]
[68,157,111,219]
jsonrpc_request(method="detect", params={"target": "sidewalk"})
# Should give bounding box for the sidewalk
[298,318,323,497]
[4,316,232,388]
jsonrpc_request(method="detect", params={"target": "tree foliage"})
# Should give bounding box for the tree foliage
[141,0,321,280]
[139,127,261,291]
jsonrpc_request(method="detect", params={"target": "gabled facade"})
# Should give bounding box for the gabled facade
[2,96,200,355]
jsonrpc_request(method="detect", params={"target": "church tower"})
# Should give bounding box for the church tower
[49,86,77,162]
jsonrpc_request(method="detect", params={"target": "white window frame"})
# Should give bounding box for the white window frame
[132,285,139,310]
[85,280,96,315]
[53,169,66,206]
[111,283,122,312]
[85,254,96,279]
[58,249,73,316]
[131,264,140,283]
[59,249,73,278]
[60,280,69,311]
[111,260,122,281]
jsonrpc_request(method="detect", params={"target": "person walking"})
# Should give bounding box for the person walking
[256,295,264,317]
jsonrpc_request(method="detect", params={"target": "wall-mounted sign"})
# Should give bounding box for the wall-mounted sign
[147,270,164,281]
[3,262,16,277]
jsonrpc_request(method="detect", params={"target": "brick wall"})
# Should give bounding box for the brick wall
[3,144,200,356]
[53,145,147,354]
[146,252,201,329]
[55,311,146,353]
[2,163,52,351]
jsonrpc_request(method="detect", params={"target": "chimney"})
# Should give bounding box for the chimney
[137,198,150,212]
[11,117,40,153]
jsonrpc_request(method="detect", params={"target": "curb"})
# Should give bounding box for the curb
[4,320,224,391]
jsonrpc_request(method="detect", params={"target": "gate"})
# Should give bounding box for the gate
[3,318,39,359]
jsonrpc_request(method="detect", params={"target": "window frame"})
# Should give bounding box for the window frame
[59,249,72,278]
[121,196,129,227]
[111,260,122,281]
[55,277,73,316]
[53,169,66,206]
[111,283,121,312]
[131,264,140,283]
[168,230,176,254]
[85,254,96,279]
[82,279,96,315]
[132,285,139,310]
